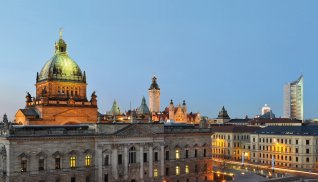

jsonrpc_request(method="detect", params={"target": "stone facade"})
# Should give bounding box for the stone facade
[250,126,318,171]
[0,123,213,182]
[211,126,259,162]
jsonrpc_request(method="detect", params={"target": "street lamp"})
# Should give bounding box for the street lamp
[271,156,275,172]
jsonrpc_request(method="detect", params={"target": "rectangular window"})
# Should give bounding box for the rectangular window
[296,139,298,145]
[118,154,122,165]
[154,152,159,161]
[166,167,170,176]
[85,155,92,167]
[296,157,298,162]
[176,166,180,175]
[204,149,206,157]
[21,159,27,172]
[71,177,75,182]
[39,159,44,171]
[55,157,61,169]
[176,150,180,159]
[144,153,148,163]
[105,155,109,166]
[185,165,189,174]
[154,169,159,177]
[195,149,198,158]
[104,174,108,182]
[296,148,299,154]
[186,150,189,158]
[306,140,310,145]
[70,156,76,168]
[165,151,170,160]
[306,149,310,154]
[307,158,310,163]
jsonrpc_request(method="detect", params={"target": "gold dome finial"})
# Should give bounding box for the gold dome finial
[59,27,63,39]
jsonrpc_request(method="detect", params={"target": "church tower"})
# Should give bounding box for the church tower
[169,99,175,120]
[148,76,160,113]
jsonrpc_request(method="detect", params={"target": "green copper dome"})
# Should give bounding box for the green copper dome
[37,36,85,83]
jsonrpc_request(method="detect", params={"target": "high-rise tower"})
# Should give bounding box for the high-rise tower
[148,76,160,113]
[284,75,304,121]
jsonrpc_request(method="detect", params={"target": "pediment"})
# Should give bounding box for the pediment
[115,124,156,137]
[19,152,30,159]
[36,151,47,158]
[52,151,64,158]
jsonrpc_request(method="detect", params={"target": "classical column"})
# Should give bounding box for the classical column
[149,145,153,178]
[97,145,103,182]
[124,145,128,180]
[140,145,144,181]
[160,144,165,177]
[112,145,118,180]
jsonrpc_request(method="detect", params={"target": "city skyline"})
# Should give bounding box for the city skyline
[0,1,318,120]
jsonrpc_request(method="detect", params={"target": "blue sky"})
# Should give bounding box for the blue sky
[0,0,317,120]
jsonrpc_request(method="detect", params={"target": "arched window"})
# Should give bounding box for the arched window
[129,146,136,164]
[85,155,92,167]
[70,156,76,168]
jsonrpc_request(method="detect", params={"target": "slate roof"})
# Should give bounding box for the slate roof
[20,108,40,117]
[255,126,318,136]
[227,119,250,123]
[210,125,259,133]
[250,118,302,124]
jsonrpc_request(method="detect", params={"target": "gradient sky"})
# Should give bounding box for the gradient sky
[0,0,317,120]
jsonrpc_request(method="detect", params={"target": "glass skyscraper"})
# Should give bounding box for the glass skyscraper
[284,75,304,121]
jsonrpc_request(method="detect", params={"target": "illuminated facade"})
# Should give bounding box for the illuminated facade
[163,100,200,124]
[0,120,213,182]
[250,126,318,170]
[283,75,304,121]
[211,126,259,161]
[15,34,98,125]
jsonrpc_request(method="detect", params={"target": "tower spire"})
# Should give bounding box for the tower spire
[59,27,63,39]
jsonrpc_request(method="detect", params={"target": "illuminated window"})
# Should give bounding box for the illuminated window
[154,169,159,177]
[70,156,76,168]
[176,150,180,159]
[85,155,92,167]
[185,165,189,174]
[176,166,180,175]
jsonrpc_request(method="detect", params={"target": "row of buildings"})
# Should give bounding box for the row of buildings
[0,33,312,182]
[211,124,318,171]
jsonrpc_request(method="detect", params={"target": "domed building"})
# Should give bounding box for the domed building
[15,33,98,125]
